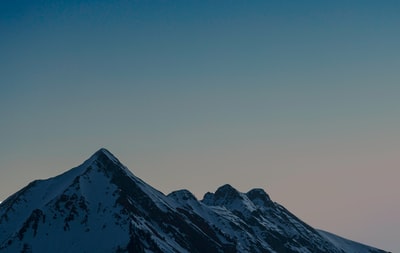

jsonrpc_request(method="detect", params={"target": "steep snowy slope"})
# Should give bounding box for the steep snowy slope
[0,149,388,253]
[0,149,177,252]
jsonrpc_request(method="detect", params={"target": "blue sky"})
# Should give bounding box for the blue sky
[1,1,400,251]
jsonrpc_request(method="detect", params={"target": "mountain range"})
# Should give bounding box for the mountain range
[0,148,389,252]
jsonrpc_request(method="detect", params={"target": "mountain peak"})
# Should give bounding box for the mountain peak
[202,184,242,206]
[91,148,119,163]
[215,184,240,198]
[246,188,273,207]
[95,147,112,155]
[85,148,128,175]
[168,189,197,202]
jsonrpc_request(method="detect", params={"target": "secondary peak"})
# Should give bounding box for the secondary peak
[246,188,273,207]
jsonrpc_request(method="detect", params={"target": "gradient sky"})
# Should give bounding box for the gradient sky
[1,1,399,251]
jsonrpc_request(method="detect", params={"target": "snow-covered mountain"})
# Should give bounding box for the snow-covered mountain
[0,149,388,253]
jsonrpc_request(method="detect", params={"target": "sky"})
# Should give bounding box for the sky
[1,0,399,251]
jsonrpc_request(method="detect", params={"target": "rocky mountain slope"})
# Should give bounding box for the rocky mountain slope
[0,149,388,253]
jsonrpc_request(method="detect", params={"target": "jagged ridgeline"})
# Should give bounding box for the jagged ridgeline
[0,149,389,253]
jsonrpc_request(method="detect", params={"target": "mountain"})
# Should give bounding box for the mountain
[0,148,388,253]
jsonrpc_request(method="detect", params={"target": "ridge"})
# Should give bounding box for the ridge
[0,149,390,253]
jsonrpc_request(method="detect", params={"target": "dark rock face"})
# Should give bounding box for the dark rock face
[246,188,272,208]
[0,149,389,253]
